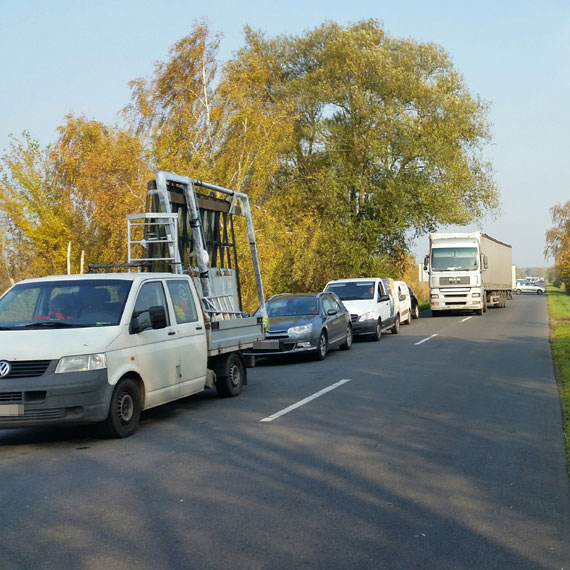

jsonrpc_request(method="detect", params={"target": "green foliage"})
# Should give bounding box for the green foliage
[546,285,570,471]
[546,201,570,292]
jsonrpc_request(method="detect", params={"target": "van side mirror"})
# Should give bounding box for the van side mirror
[423,255,429,271]
[129,305,167,333]
[149,306,167,329]
[481,254,488,270]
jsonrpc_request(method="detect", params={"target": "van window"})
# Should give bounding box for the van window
[134,282,169,330]
[167,280,198,324]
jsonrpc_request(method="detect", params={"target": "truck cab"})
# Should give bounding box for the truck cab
[424,233,485,315]
[324,277,400,340]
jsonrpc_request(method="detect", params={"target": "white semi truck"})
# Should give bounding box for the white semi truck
[423,232,512,316]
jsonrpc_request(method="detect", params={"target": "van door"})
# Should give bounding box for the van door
[165,279,208,396]
[376,280,394,327]
[130,280,180,407]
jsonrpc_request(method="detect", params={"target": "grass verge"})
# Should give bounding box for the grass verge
[546,285,570,473]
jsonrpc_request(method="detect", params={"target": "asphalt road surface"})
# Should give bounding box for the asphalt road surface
[1,294,569,569]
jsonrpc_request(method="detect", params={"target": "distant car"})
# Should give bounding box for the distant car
[515,280,545,295]
[249,292,352,360]
[407,286,420,319]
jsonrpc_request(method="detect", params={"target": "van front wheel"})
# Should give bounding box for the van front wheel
[99,378,141,438]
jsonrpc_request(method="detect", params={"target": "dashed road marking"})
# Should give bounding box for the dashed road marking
[414,334,439,346]
[260,379,351,422]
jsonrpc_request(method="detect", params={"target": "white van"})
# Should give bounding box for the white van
[393,280,413,325]
[0,272,265,437]
[324,278,400,340]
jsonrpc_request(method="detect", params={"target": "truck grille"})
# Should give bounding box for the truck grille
[0,360,51,379]
[439,276,470,285]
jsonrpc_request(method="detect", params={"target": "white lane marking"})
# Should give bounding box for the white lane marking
[414,334,439,346]
[461,316,472,322]
[260,379,351,423]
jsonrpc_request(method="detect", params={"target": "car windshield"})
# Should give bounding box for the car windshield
[431,247,478,271]
[0,279,131,329]
[267,297,320,317]
[327,282,375,300]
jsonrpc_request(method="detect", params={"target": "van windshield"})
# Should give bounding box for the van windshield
[431,248,478,271]
[327,282,375,300]
[0,279,131,329]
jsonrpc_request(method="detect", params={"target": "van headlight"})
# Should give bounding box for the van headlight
[358,312,376,322]
[55,354,107,373]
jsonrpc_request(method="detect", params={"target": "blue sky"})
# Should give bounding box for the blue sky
[1,0,569,268]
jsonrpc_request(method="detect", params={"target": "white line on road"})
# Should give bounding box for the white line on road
[414,334,439,346]
[260,379,351,422]
[461,316,472,322]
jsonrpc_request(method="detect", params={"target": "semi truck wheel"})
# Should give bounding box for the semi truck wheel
[99,377,142,438]
[215,353,245,397]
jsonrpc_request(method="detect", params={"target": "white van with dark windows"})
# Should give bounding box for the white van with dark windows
[324,278,400,340]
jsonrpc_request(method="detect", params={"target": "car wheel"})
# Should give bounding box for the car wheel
[339,324,353,351]
[315,331,328,360]
[516,289,521,295]
[404,310,412,325]
[216,353,245,397]
[391,315,400,334]
[99,377,141,438]
[372,320,382,341]
[412,303,419,319]
[537,289,543,295]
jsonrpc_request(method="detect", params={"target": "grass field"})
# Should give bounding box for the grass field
[546,285,570,472]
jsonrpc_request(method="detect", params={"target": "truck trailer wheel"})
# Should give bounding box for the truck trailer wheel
[99,378,142,438]
[215,353,245,397]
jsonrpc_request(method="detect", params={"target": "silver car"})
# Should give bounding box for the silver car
[250,292,352,360]
[514,280,545,295]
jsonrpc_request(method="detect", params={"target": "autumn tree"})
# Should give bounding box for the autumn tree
[50,115,151,266]
[221,20,498,291]
[545,200,570,291]
[125,19,223,176]
[0,132,75,281]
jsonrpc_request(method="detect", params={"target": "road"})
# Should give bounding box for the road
[1,294,569,569]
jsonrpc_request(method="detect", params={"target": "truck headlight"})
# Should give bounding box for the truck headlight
[430,294,439,299]
[287,325,312,337]
[358,311,377,322]
[55,353,107,373]
[472,292,481,298]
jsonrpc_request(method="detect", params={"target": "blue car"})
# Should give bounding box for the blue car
[250,292,352,360]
